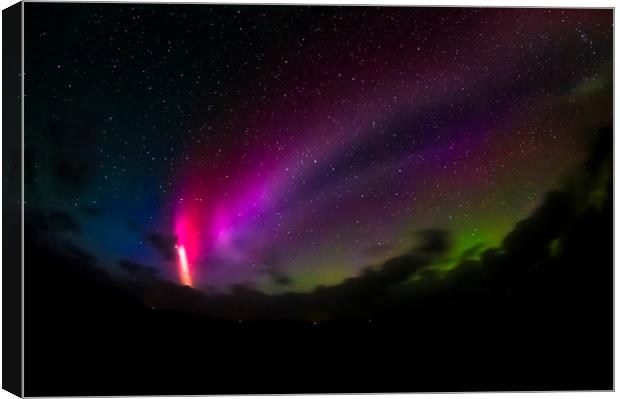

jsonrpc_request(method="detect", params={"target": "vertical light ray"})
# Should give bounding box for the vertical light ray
[176,244,192,287]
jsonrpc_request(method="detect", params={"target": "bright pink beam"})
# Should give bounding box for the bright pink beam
[176,245,192,287]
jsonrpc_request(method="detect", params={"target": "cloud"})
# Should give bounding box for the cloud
[144,231,177,261]
[34,210,80,233]
[271,273,292,286]
[119,260,159,281]
[257,264,293,286]
[413,228,451,254]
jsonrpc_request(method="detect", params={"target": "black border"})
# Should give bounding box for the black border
[2,1,23,397]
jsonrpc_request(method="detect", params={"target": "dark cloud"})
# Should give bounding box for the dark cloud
[257,265,292,286]
[34,210,80,233]
[458,243,485,262]
[413,229,450,254]
[119,260,159,281]
[144,231,177,261]
[271,273,292,286]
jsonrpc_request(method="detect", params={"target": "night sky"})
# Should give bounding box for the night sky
[25,5,612,296]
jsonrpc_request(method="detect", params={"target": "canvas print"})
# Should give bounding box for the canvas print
[12,2,615,395]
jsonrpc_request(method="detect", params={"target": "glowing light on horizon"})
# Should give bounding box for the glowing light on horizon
[176,244,192,287]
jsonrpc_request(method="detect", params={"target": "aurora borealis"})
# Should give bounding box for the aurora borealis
[25,5,612,295]
[20,3,614,395]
